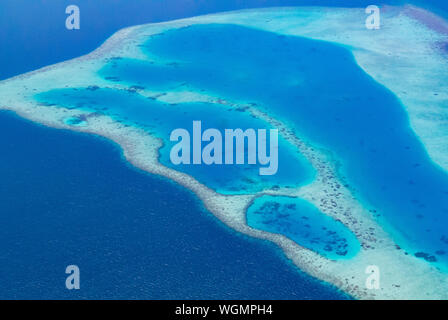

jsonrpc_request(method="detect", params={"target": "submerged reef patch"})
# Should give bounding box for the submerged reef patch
[64,115,88,127]
[247,195,360,260]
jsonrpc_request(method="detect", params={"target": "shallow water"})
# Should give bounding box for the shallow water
[247,196,361,259]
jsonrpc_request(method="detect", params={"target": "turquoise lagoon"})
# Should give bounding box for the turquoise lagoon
[247,196,360,259]
[35,23,448,266]
[35,87,314,195]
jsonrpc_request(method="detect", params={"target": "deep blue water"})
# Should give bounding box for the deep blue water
[247,196,360,259]
[86,23,448,267]
[0,110,349,299]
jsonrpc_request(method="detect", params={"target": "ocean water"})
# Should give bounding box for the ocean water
[35,87,315,194]
[247,196,360,259]
[92,23,448,266]
[1,0,448,300]
[0,110,349,299]
[412,0,448,19]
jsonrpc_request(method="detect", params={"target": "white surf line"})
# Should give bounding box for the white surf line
[1,6,448,299]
